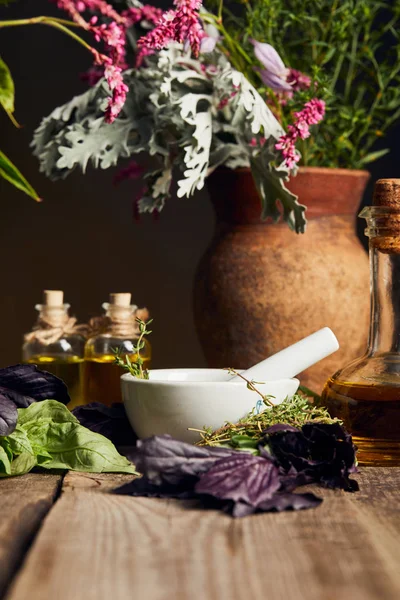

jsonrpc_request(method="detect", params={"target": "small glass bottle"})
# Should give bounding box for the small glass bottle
[83,293,151,406]
[22,290,85,408]
[322,179,400,466]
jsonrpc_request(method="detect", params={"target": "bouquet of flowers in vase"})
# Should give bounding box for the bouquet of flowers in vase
[1,0,400,233]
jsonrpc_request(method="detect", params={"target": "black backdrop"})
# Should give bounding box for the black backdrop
[0,0,399,367]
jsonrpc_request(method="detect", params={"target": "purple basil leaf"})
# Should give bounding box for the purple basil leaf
[262,422,358,492]
[0,364,70,435]
[0,364,70,406]
[0,394,18,436]
[127,435,238,486]
[301,423,358,491]
[302,423,355,465]
[195,454,281,506]
[72,402,136,446]
[261,428,311,472]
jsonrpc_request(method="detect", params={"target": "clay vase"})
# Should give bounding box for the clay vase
[193,166,371,392]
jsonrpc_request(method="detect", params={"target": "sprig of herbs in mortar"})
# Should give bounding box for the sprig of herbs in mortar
[191,370,340,449]
[113,318,153,379]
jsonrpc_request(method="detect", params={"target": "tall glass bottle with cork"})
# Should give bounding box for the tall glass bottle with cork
[83,293,151,406]
[22,290,86,408]
[322,179,400,465]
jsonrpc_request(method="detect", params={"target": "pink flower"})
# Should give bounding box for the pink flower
[54,0,130,122]
[136,10,177,64]
[173,0,204,56]
[275,99,326,169]
[122,5,163,26]
[137,0,205,63]
[103,63,129,123]
[287,69,311,92]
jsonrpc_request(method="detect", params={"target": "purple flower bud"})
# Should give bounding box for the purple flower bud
[250,38,292,92]
[200,22,220,53]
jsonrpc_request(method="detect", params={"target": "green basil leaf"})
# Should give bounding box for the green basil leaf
[10,452,37,476]
[0,149,41,201]
[0,437,13,462]
[0,445,11,475]
[6,424,52,465]
[17,400,78,427]
[0,56,14,115]
[6,425,34,455]
[18,400,137,474]
[37,422,136,473]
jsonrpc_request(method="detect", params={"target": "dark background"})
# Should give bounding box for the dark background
[1,0,399,368]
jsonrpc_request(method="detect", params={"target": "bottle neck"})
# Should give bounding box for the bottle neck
[102,302,138,338]
[368,247,400,355]
[35,303,70,328]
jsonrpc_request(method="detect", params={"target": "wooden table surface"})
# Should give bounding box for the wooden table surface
[1,467,399,600]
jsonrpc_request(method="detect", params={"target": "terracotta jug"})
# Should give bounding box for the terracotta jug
[193,167,370,392]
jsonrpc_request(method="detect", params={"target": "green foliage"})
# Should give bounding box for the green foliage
[0,54,40,200]
[0,56,14,116]
[0,400,138,477]
[210,0,400,169]
[114,318,152,379]
[0,149,41,201]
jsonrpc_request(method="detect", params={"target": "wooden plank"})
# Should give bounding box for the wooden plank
[6,468,400,600]
[62,471,133,493]
[0,473,62,597]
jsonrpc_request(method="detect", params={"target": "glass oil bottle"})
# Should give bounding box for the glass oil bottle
[22,290,86,408]
[322,179,400,465]
[83,293,151,406]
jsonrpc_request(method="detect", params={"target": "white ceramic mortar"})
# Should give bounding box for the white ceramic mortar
[121,368,299,443]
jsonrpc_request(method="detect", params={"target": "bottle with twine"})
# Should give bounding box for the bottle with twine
[22,290,87,408]
[321,179,400,466]
[83,293,151,406]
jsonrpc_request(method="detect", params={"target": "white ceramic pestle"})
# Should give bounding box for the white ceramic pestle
[227,327,339,383]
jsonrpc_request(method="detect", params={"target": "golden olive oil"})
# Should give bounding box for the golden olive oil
[322,378,400,466]
[27,355,84,409]
[82,354,151,406]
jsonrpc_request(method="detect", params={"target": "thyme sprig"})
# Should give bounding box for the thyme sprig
[113,318,153,380]
[193,371,339,448]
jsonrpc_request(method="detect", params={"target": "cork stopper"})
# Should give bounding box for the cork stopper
[101,292,138,336]
[109,293,132,307]
[43,290,64,307]
[373,179,400,208]
[36,290,69,327]
[368,179,400,253]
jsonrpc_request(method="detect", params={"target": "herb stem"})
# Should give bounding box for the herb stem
[0,16,94,55]
[225,369,274,406]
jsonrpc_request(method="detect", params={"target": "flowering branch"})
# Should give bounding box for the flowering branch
[275,99,326,169]
[137,0,205,63]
